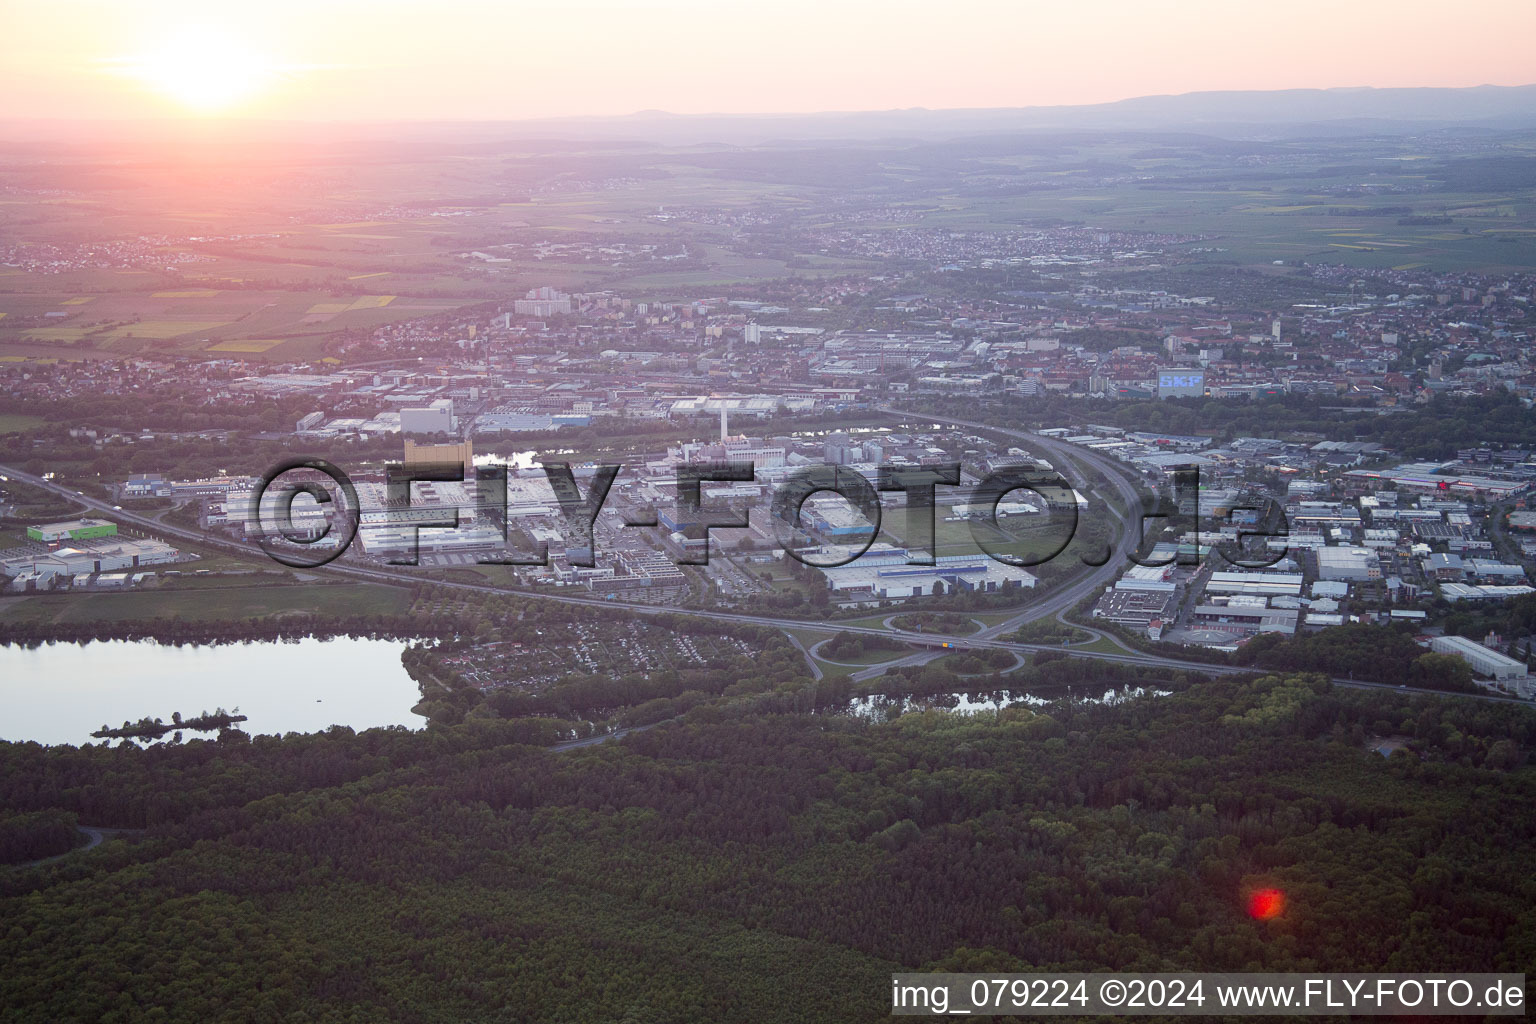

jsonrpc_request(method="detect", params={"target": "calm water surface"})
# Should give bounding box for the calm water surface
[0,637,426,746]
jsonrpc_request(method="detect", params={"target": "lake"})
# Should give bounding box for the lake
[0,637,427,746]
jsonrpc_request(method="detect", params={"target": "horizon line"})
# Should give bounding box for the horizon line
[2,81,1535,128]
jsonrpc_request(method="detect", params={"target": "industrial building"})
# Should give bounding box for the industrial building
[1,537,184,585]
[1093,587,1179,628]
[1310,580,1349,599]
[1343,464,1530,502]
[1156,370,1205,399]
[403,439,473,471]
[1439,583,1536,602]
[1466,558,1528,582]
[1429,635,1530,697]
[1204,571,1303,598]
[400,399,455,435]
[798,497,879,542]
[583,552,689,603]
[475,412,590,433]
[1114,564,1177,593]
[123,473,169,498]
[355,523,506,560]
[1191,599,1299,636]
[27,518,118,544]
[1289,503,1362,530]
[818,547,1036,600]
[1314,546,1381,582]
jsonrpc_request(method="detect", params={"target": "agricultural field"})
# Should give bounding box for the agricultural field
[4,130,1536,366]
[0,285,468,361]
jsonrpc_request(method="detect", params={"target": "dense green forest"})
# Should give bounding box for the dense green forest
[2,671,1533,1022]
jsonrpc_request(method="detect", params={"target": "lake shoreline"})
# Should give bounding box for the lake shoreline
[0,636,429,746]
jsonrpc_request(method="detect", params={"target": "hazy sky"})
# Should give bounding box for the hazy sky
[5,0,1534,120]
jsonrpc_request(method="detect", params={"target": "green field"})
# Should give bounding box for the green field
[0,285,476,361]
[1072,634,1132,656]
[919,513,1100,568]
[0,414,45,434]
[810,640,914,668]
[0,583,412,625]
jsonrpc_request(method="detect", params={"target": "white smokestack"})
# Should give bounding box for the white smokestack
[720,403,728,443]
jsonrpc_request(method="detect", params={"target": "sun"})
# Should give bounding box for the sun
[115,27,285,113]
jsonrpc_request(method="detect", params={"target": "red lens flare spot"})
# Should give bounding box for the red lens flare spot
[1248,888,1285,920]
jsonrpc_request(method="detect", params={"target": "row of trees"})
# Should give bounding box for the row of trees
[1233,624,1480,693]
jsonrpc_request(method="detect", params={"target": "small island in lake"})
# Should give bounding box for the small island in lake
[91,709,249,742]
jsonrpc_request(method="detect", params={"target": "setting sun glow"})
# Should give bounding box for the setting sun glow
[113,27,284,112]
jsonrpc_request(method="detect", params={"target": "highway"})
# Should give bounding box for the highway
[870,405,1153,659]
[2,431,1531,710]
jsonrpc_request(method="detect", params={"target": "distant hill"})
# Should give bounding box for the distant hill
[1084,84,1536,127]
[569,85,1536,142]
[3,84,1534,146]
